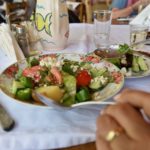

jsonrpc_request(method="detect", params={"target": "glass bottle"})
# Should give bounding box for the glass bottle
[15,25,30,57]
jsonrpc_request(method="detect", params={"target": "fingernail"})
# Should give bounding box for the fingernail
[100,106,109,115]
[100,109,104,115]
[114,94,121,101]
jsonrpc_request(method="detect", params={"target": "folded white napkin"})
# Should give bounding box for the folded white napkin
[130,4,150,29]
[0,23,25,64]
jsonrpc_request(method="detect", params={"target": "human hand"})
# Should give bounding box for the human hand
[114,89,150,117]
[96,89,150,150]
[111,8,120,19]
[111,9,122,19]
[132,0,150,10]
[112,8,119,12]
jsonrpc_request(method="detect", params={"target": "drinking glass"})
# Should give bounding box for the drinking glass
[93,10,112,50]
[130,24,149,48]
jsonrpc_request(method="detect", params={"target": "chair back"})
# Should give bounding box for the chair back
[5,1,28,24]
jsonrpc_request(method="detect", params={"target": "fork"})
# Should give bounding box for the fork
[35,92,115,109]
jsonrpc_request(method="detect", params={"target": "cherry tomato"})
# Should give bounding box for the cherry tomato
[76,70,92,87]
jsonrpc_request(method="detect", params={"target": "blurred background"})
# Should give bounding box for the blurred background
[0,0,112,24]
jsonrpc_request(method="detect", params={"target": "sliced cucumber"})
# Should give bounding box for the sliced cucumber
[132,56,140,72]
[138,56,148,71]
[90,68,107,77]
[12,80,25,95]
[89,79,102,90]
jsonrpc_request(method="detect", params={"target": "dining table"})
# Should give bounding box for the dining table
[0,22,150,150]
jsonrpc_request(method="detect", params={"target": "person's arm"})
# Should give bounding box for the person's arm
[112,0,150,19]
[96,89,150,150]
[112,5,133,19]
[109,0,128,10]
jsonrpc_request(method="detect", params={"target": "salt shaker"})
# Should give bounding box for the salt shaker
[15,25,30,57]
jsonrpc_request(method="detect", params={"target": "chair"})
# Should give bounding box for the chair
[67,1,87,22]
[68,9,81,23]
[71,0,92,23]
[5,1,29,24]
[77,0,93,23]
[75,3,87,22]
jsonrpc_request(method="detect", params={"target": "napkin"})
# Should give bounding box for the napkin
[0,23,25,64]
[130,4,150,29]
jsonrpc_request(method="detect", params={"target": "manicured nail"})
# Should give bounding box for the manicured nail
[114,94,121,101]
[100,109,104,115]
[100,106,109,115]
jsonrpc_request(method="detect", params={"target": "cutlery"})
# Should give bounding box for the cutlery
[94,39,150,54]
[35,92,116,109]
[34,93,150,123]
[0,104,15,131]
[131,39,150,48]
[117,17,132,21]
[35,92,69,109]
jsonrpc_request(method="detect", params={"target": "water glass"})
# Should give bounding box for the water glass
[130,24,149,48]
[93,10,112,49]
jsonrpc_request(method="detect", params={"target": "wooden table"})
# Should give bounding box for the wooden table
[112,19,129,25]
[61,142,96,150]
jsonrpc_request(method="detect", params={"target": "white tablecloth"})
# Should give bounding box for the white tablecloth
[0,23,150,150]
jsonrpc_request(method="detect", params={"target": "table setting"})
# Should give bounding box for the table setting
[0,0,150,149]
[0,22,150,149]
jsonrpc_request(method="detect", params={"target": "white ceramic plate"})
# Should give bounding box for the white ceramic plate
[125,53,150,78]
[94,45,150,79]
[0,53,124,108]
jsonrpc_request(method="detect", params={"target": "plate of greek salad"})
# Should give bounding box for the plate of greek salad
[0,53,124,108]
[94,44,150,78]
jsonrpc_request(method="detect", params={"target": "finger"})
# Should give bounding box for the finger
[114,89,150,117]
[96,114,131,150]
[96,133,111,150]
[96,114,122,139]
[103,103,150,140]
[110,133,133,150]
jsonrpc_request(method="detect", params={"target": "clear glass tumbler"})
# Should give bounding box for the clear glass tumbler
[130,24,149,48]
[93,10,112,50]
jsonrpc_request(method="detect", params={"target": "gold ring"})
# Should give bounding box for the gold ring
[106,127,124,142]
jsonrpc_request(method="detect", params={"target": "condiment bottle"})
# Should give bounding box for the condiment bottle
[15,25,30,57]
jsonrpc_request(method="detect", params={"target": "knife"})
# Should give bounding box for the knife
[0,104,15,131]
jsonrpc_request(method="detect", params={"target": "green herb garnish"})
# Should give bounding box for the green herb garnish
[117,44,132,54]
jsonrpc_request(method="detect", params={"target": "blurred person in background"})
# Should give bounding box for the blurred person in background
[110,0,150,19]
[109,0,128,10]
[96,89,150,150]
